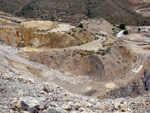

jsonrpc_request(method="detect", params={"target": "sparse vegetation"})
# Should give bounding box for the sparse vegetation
[75,46,111,56]
[112,28,115,32]
[51,17,55,21]
[97,47,111,56]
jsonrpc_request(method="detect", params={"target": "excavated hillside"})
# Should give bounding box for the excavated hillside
[19,43,137,82]
[1,13,150,113]
[0,20,96,48]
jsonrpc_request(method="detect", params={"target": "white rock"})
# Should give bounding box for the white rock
[96,102,105,110]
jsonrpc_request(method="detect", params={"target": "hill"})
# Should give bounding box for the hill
[0,0,150,25]
[0,0,31,14]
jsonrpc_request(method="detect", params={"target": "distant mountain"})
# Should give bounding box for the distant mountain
[128,0,150,17]
[0,0,150,25]
[0,0,31,13]
[129,0,150,4]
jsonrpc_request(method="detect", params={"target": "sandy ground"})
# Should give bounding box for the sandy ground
[105,83,116,88]
[21,21,57,31]
[49,24,75,33]
[21,47,38,52]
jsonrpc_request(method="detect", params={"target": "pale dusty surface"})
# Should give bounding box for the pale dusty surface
[49,24,75,33]
[105,83,116,89]
[21,21,57,31]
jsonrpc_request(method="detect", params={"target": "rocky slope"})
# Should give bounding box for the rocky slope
[0,45,150,113]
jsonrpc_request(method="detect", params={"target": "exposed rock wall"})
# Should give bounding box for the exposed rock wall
[0,23,95,48]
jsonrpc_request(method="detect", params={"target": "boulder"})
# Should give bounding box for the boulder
[74,103,81,110]
[61,104,72,110]
[42,85,50,93]
[16,96,45,113]
[96,102,106,110]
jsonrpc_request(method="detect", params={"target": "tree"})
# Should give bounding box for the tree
[112,28,115,32]
[51,16,55,21]
[86,9,91,17]
[138,28,141,31]
[78,23,83,28]
[119,24,126,30]
[123,30,128,35]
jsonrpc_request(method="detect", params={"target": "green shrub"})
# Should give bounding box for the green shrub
[78,23,83,28]
[112,28,115,32]
[119,24,126,30]
[138,28,141,31]
[97,47,111,56]
[123,30,128,35]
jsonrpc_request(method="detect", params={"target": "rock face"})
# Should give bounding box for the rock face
[142,70,150,91]
[142,57,150,91]
[18,50,105,81]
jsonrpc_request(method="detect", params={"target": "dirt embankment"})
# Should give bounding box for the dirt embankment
[18,42,137,82]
